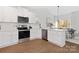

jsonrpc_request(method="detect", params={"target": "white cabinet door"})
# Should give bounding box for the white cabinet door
[17,7,25,17]
[11,31,18,43]
[0,23,17,32]
[0,7,3,21]
[30,29,41,40]
[0,23,18,48]
[3,7,17,22]
[0,31,18,48]
[48,29,66,47]
[22,8,29,17]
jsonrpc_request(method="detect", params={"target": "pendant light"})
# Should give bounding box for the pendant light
[57,6,59,21]
[55,6,60,28]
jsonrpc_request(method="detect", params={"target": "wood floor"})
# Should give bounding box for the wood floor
[0,39,79,53]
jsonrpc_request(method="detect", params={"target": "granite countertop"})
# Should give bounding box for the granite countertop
[41,27,67,31]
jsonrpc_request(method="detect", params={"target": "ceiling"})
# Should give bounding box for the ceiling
[24,6,79,16]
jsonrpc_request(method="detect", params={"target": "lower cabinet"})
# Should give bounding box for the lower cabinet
[0,23,18,48]
[0,31,18,48]
[48,29,66,47]
[30,29,41,40]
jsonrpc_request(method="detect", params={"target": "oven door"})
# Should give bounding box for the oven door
[19,30,30,39]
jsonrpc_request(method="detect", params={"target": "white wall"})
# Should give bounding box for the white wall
[58,13,71,27]
[57,10,79,31]
[28,10,55,28]
[1,6,79,31]
[71,11,79,31]
[56,6,79,16]
[16,7,39,23]
[25,6,79,16]
[24,6,55,28]
[0,6,39,23]
[25,6,79,29]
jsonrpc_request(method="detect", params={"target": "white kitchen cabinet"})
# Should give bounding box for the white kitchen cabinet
[48,29,66,47]
[3,7,17,22]
[0,7,18,22]
[22,8,30,17]
[0,6,27,22]
[0,31,18,48]
[0,23,17,32]
[0,6,38,23]
[22,8,39,23]
[17,7,25,17]
[0,7,4,21]
[30,29,41,40]
[0,23,18,48]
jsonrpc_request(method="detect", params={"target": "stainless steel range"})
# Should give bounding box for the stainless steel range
[17,16,32,39]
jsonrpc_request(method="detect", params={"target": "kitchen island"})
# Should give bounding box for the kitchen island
[48,28,66,47]
[41,27,66,47]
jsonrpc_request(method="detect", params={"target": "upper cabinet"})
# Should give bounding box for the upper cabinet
[0,6,39,23]
[20,8,39,23]
[3,7,18,22]
[0,7,4,22]
[17,7,25,17]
